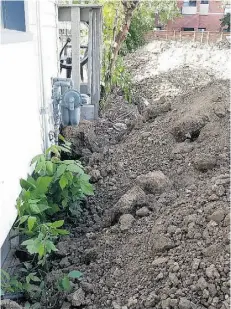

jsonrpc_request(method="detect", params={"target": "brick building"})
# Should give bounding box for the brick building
[165,0,230,32]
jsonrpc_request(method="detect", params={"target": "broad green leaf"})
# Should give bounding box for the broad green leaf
[20,179,36,190]
[59,174,68,190]
[37,243,45,257]
[80,181,94,196]
[56,229,69,235]
[31,154,44,165]
[67,164,84,175]
[29,204,41,214]
[30,275,41,282]
[61,276,71,291]
[46,161,53,174]
[18,215,29,225]
[28,216,37,231]
[68,270,83,279]
[45,240,57,253]
[35,176,53,194]
[56,164,67,178]
[51,220,64,228]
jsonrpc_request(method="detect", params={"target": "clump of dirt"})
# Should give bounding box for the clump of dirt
[48,42,231,309]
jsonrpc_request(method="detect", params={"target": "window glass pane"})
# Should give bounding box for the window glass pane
[2,1,25,32]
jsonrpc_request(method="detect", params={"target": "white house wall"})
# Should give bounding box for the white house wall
[0,0,59,249]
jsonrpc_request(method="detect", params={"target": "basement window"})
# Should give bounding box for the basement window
[0,1,32,44]
[198,28,206,32]
[201,0,209,4]
[183,27,195,31]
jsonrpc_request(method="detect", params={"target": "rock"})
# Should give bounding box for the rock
[112,301,121,309]
[192,258,201,270]
[80,281,94,293]
[113,123,127,131]
[61,302,72,309]
[179,297,192,309]
[136,171,171,194]
[169,273,179,286]
[56,241,70,257]
[205,264,220,279]
[82,248,98,264]
[152,257,168,266]
[0,300,23,309]
[143,102,171,121]
[208,208,226,223]
[136,206,150,217]
[152,234,175,252]
[119,214,135,231]
[223,213,230,227]
[70,288,86,307]
[172,142,194,154]
[127,297,138,307]
[169,299,178,308]
[90,169,101,183]
[60,256,70,268]
[213,105,226,118]
[197,277,208,290]
[145,291,159,307]
[171,115,208,142]
[114,186,146,215]
[193,153,217,172]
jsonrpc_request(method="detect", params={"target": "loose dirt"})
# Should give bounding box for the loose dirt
[20,41,230,309]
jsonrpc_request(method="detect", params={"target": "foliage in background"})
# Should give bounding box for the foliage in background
[220,13,230,32]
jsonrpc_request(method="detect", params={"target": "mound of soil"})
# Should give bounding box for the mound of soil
[56,73,230,309]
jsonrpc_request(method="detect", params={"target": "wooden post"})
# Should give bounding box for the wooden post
[201,31,204,43]
[174,30,176,41]
[87,9,93,96]
[206,31,210,44]
[71,6,81,91]
[193,30,196,42]
[220,32,223,41]
[166,31,168,40]
[180,31,182,41]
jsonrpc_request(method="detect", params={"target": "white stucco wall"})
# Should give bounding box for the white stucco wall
[0,0,58,248]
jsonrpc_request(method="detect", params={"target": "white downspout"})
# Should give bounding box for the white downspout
[36,0,49,152]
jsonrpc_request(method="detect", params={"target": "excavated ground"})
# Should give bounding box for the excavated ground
[56,44,230,309]
[7,42,229,309]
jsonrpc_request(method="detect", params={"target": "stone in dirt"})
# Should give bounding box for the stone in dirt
[171,115,208,142]
[208,208,226,223]
[193,153,217,172]
[89,169,101,183]
[113,123,127,131]
[119,214,135,231]
[178,298,192,309]
[136,206,150,217]
[136,171,171,194]
[145,291,159,307]
[82,248,98,264]
[152,257,168,266]
[152,234,175,252]
[69,288,86,307]
[142,102,171,122]
[0,300,23,309]
[115,186,146,215]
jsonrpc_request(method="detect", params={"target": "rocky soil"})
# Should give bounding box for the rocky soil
[56,40,230,309]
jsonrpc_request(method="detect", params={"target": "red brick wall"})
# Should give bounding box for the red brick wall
[167,0,225,31]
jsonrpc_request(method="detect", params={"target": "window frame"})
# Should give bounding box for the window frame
[0,1,33,44]
[183,0,197,7]
[201,0,209,4]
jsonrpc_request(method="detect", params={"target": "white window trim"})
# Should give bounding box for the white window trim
[0,1,33,44]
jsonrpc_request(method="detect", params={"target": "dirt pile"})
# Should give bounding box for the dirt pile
[55,42,231,309]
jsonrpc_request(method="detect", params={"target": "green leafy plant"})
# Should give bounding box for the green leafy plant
[58,270,83,292]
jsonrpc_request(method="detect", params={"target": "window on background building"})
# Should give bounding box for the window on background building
[183,27,195,31]
[183,0,197,7]
[198,28,206,32]
[201,0,209,4]
[1,1,26,32]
